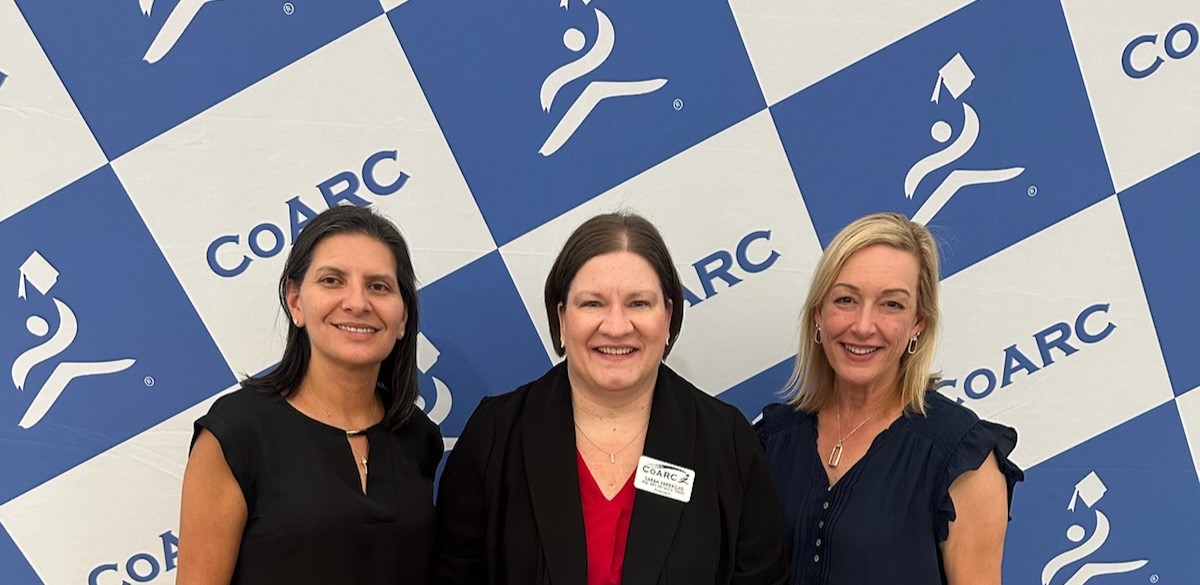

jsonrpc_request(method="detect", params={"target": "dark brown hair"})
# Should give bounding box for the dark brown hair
[543,211,685,357]
[242,205,421,429]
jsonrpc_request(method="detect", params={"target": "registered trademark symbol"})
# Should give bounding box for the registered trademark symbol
[1150,574,1159,583]
[283,2,295,15]
[144,376,155,387]
[672,98,683,111]
[1027,185,1038,197]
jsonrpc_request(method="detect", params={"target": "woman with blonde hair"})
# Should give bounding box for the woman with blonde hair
[756,212,1022,585]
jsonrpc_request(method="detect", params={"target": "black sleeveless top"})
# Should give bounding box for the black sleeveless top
[193,386,443,585]
[755,391,1023,585]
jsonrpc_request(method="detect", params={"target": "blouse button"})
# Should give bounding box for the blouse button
[814,554,821,563]
[816,538,822,547]
[822,501,829,510]
[818,520,825,528]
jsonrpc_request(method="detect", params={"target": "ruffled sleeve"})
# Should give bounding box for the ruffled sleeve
[753,403,791,446]
[934,418,1024,542]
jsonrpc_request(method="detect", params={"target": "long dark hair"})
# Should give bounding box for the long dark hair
[243,205,421,428]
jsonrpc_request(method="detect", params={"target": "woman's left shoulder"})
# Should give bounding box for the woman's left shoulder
[918,392,1024,521]
[400,405,440,436]
[905,391,988,451]
[917,390,983,427]
[908,391,1019,461]
[388,407,444,473]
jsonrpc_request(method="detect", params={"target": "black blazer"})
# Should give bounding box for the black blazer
[434,362,788,585]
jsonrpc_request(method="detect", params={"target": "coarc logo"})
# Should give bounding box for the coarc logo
[904,53,1025,225]
[538,0,667,156]
[415,332,455,449]
[138,0,224,64]
[1041,471,1148,584]
[640,462,691,484]
[11,251,135,429]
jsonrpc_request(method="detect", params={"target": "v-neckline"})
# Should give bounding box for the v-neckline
[577,449,637,502]
[281,395,380,496]
[814,410,905,489]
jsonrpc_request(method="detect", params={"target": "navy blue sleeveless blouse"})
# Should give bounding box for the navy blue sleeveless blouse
[755,391,1022,585]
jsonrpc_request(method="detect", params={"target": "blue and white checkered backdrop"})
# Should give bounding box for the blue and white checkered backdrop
[2,0,1198,582]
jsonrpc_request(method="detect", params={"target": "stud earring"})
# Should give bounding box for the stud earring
[907,335,919,355]
[814,325,822,345]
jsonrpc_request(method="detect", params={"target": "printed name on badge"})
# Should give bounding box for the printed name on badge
[634,455,695,503]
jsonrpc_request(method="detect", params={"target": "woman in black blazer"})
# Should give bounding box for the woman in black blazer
[434,212,787,585]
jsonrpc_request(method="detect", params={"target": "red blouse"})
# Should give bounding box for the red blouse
[576,450,637,585]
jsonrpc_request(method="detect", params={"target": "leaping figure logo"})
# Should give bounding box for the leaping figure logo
[1041,471,1148,585]
[903,53,1024,225]
[11,252,135,429]
[538,2,667,156]
[138,0,223,64]
[415,332,456,449]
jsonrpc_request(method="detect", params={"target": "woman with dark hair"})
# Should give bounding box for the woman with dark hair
[756,212,1022,585]
[177,205,442,585]
[434,211,787,585]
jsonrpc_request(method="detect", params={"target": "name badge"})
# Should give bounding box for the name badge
[634,455,695,503]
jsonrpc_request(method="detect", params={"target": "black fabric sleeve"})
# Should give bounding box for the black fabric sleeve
[934,419,1023,542]
[192,393,255,511]
[411,410,445,481]
[433,396,497,585]
[732,408,790,585]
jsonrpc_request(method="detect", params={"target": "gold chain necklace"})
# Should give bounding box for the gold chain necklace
[304,389,380,474]
[827,403,880,468]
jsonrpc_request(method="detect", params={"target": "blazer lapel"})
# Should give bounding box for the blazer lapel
[622,364,697,585]
[522,363,588,585]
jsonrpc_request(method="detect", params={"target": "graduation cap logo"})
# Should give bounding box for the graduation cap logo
[931,53,975,104]
[18,252,59,300]
[417,331,441,374]
[1068,471,1107,511]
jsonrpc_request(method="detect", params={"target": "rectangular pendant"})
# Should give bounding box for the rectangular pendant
[828,443,843,468]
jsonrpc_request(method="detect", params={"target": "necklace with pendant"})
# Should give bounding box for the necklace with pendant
[574,419,649,464]
[304,388,379,476]
[827,403,880,468]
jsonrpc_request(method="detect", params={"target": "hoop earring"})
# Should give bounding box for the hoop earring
[907,335,919,355]
[814,325,822,345]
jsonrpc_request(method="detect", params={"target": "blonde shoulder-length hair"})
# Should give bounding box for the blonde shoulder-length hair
[785,212,942,415]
